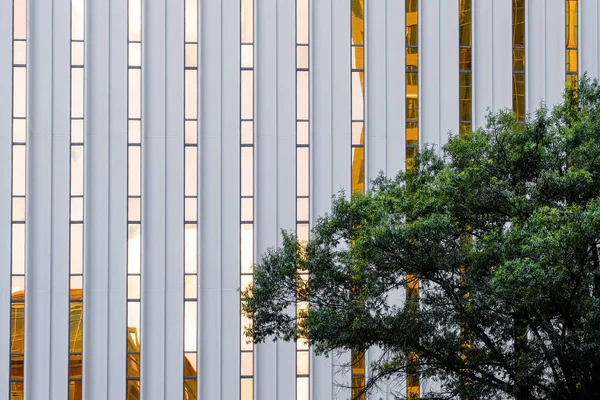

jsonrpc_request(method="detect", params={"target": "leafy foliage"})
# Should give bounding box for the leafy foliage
[243,77,600,399]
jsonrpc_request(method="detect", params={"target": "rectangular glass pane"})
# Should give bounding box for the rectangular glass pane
[241,71,254,120]
[352,46,364,70]
[241,147,253,196]
[297,197,309,221]
[459,73,472,122]
[129,0,142,41]
[71,146,84,196]
[184,301,197,352]
[185,44,197,68]
[12,276,25,294]
[297,147,309,197]
[185,275,197,299]
[241,351,253,376]
[129,120,141,144]
[241,198,253,222]
[297,122,309,145]
[297,377,309,400]
[70,224,83,274]
[242,44,253,68]
[297,46,308,69]
[13,67,27,118]
[12,224,25,275]
[513,73,525,120]
[185,147,197,196]
[352,73,364,121]
[240,377,253,400]
[241,121,253,145]
[71,0,85,41]
[127,302,141,344]
[71,67,84,119]
[128,146,141,196]
[512,48,525,72]
[405,47,418,70]
[128,198,141,222]
[297,0,309,44]
[185,224,197,274]
[566,49,578,73]
[185,198,197,221]
[70,276,83,290]
[185,121,197,144]
[129,43,141,67]
[128,224,141,274]
[241,274,253,295]
[128,69,141,119]
[240,314,253,350]
[297,71,309,120]
[71,42,84,66]
[14,41,26,65]
[297,351,309,375]
[128,276,141,299]
[241,0,253,43]
[352,147,364,194]
[13,145,26,197]
[71,197,84,222]
[185,0,198,42]
[352,122,363,145]
[406,122,418,146]
[185,70,197,119]
[240,224,253,274]
[12,198,25,222]
[14,0,27,40]
[13,119,26,143]
[297,223,309,243]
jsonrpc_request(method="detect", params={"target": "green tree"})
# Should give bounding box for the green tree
[243,77,600,399]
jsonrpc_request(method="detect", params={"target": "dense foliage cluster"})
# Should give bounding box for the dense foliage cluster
[243,77,600,399]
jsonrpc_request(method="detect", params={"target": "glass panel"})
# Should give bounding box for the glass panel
[13,145,26,196]
[459,48,471,71]
[185,0,198,42]
[71,197,84,222]
[184,301,197,352]
[297,122,309,145]
[185,70,198,119]
[127,276,141,299]
[184,379,197,400]
[241,351,253,376]
[240,274,253,295]
[566,0,578,48]
[240,314,253,350]
[241,147,253,196]
[72,42,84,66]
[297,148,309,197]
[242,44,254,68]
[512,0,525,47]
[352,122,363,145]
[129,43,141,67]
[70,224,84,274]
[71,276,83,290]
[240,224,253,274]
[184,353,197,375]
[128,146,141,196]
[297,223,309,243]
[13,119,27,143]
[297,0,309,44]
[127,302,141,339]
[128,69,141,119]
[185,198,197,221]
[459,73,472,123]
[352,72,364,121]
[297,198,309,221]
[241,121,253,144]
[241,0,254,43]
[185,44,197,68]
[14,41,26,65]
[128,198,141,222]
[128,224,141,274]
[72,0,85,41]
[12,198,25,222]
[71,145,84,196]
[129,120,141,144]
[406,123,419,146]
[297,377,309,400]
[12,276,25,294]
[297,71,309,121]
[13,67,27,118]
[352,147,364,194]
[185,224,198,274]
[297,46,309,69]
[297,336,309,350]
[241,198,253,222]
[297,351,309,375]
[351,2,364,45]
[185,121,197,144]
[566,49,578,73]
[185,147,197,196]
[241,71,254,120]
[512,49,525,72]
[240,377,253,400]
[14,0,27,40]
[129,0,142,42]
[11,224,25,275]
[459,0,471,46]
[72,66,84,117]
[405,47,418,70]
[185,275,197,299]
[513,74,525,121]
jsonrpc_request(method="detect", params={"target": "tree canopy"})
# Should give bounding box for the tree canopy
[243,77,600,399]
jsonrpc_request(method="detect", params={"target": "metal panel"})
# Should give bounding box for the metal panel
[580,0,599,78]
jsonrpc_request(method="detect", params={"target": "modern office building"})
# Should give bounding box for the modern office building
[0,0,598,399]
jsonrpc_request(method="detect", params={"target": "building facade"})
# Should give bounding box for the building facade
[0,0,599,399]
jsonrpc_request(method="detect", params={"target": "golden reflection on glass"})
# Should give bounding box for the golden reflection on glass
[513,74,525,120]
[12,277,24,294]
[12,225,25,275]
[512,0,525,121]
[566,1,578,88]
[459,73,472,123]
[459,0,472,134]
[352,147,365,194]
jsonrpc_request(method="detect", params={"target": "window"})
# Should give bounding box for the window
[566,0,578,88]
[459,0,472,134]
[512,0,525,120]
